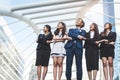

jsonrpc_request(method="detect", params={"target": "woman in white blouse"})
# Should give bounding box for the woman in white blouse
[51,22,67,80]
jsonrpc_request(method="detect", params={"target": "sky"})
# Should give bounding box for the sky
[0,0,120,80]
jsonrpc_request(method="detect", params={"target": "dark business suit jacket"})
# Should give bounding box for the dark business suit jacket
[84,32,100,50]
[65,28,86,49]
[36,33,53,50]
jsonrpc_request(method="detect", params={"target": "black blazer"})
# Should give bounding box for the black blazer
[84,32,100,50]
[100,31,116,48]
[36,33,53,50]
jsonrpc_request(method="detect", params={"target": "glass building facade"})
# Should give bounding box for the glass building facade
[0,26,24,80]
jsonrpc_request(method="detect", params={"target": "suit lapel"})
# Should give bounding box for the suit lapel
[108,31,112,37]
[75,28,79,35]
[87,32,90,39]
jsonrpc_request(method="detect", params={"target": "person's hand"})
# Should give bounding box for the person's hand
[109,42,115,45]
[63,36,67,40]
[95,41,101,44]
[101,39,108,44]
[47,40,53,44]
[46,40,50,44]
[63,35,72,40]
[102,39,108,42]
[78,36,86,40]
[100,39,108,42]
[104,39,108,42]
[67,37,72,40]
[83,37,87,40]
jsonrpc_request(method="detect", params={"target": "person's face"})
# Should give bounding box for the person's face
[90,24,95,31]
[104,24,110,30]
[43,26,48,32]
[76,19,83,28]
[57,23,64,29]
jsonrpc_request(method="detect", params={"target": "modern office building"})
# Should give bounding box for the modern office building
[0,18,24,80]
[114,33,120,79]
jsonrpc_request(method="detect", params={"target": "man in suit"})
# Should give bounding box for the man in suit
[65,18,86,80]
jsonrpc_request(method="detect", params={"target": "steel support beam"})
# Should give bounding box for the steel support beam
[11,0,86,11]
[76,0,100,18]
[22,2,86,15]
[30,8,80,19]
[35,17,76,25]
[0,9,40,35]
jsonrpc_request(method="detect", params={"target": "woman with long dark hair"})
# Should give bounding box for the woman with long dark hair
[51,22,67,80]
[84,23,100,80]
[35,25,53,80]
[100,23,116,80]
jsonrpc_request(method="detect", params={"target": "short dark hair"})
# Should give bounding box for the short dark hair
[78,18,85,28]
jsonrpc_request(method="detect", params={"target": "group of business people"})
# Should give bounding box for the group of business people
[35,18,116,80]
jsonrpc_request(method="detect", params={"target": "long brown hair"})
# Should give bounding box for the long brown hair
[54,22,66,37]
[89,23,99,38]
[101,22,112,36]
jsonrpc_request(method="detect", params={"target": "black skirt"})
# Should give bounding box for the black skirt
[85,48,99,71]
[100,45,115,59]
[35,49,50,66]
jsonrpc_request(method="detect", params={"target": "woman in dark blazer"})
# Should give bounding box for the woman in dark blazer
[35,25,53,80]
[100,23,116,80]
[84,23,100,80]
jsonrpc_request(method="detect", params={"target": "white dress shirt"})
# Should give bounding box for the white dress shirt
[77,28,82,38]
[77,28,82,32]
[90,31,95,39]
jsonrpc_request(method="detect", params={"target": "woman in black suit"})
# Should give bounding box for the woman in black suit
[84,23,100,80]
[100,23,116,80]
[35,25,53,80]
